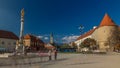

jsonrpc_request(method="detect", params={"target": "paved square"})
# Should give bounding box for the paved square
[1,53,120,68]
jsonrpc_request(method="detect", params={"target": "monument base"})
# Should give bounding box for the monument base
[0,53,49,66]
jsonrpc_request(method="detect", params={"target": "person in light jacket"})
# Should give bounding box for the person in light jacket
[48,50,52,60]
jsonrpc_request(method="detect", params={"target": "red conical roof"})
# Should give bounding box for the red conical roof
[99,13,116,26]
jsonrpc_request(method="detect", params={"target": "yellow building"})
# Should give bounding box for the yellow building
[23,34,45,52]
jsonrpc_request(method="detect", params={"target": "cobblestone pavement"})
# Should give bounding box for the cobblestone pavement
[1,53,120,68]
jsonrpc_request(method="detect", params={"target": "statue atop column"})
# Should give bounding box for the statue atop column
[21,8,24,18]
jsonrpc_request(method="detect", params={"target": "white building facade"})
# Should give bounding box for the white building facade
[0,30,18,52]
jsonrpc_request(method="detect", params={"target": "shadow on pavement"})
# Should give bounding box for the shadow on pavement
[68,62,99,65]
[56,58,68,61]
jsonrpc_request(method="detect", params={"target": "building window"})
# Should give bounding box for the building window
[2,41,5,45]
[104,30,105,33]
[8,42,11,45]
[36,42,37,45]
[13,42,16,45]
[32,42,34,45]
[37,42,39,45]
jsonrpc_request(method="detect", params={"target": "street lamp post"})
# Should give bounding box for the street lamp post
[77,25,84,52]
[78,25,84,35]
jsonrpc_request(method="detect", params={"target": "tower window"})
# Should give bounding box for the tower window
[104,30,105,33]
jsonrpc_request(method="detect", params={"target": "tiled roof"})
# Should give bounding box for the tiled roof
[76,13,117,41]
[99,13,117,27]
[44,43,55,50]
[77,28,97,40]
[24,34,35,39]
[24,34,44,45]
[0,30,18,40]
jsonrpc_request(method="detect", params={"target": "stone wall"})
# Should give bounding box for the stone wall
[92,26,119,51]
[0,55,49,66]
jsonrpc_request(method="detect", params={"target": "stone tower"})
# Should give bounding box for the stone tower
[50,33,54,45]
[92,13,119,51]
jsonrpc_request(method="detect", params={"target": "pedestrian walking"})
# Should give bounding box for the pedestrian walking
[48,50,52,60]
[54,49,57,60]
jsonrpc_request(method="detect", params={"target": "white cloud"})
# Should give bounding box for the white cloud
[37,35,49,43]
[37,35,49,40]
[44,37,49,40]
[37,35,79,43]
[62,35,79,43]
[37,36,44,39]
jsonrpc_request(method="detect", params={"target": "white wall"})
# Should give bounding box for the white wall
[75,35,92,46]
[0,38,17,52]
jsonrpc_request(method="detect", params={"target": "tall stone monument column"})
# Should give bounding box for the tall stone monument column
[15,8,25,55]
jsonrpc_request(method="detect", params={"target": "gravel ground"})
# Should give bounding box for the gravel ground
[1,53,120,68]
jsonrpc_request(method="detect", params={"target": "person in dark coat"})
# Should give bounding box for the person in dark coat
[54,49,57,60]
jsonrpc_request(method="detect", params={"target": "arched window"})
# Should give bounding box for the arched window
[2,41,5,45]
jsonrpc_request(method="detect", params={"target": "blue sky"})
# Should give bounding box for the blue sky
[0,0,120,43]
